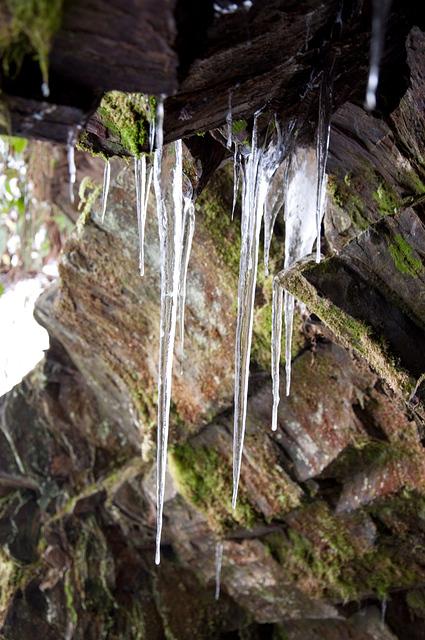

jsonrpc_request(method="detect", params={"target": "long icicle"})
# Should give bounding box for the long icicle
[67,131,76,204]
[178,176,195,361]
[154,122,184,565]
[232,113,263,509]
[101,159,111,223]
[271,277,283,431]
[315,72,332,263]
[215,542,224,600]
[365,0,392,111]
[232,144,241,219]
[226,89,233,149]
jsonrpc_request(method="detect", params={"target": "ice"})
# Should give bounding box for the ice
[226,90,233,149]
[178,175,195,361]
[67,131,77,204]
[315,71,332,263]
[365,0,392,110]
[232,112,285,507]
[154,139,184,565]
[101,159,110,223]
[215,542,224,600]
[271,147,322,428]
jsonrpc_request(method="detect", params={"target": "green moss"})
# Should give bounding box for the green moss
[281,263,412,396]
[0,0,63,87]
[266,501,421,602]
[77,176,102,230]
[388,234,423,277]
[372,182,400,216]
[406,588,425,618]
[97,91,155,157]
[169,443,258,531]
[64,570,78,627]
[328,175,369,230]
[232,119,247,135]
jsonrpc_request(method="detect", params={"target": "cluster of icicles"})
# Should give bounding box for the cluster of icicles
[63,1,389,571]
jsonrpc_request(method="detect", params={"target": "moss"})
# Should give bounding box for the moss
[77,176,102,230]
[96,91,155,157]
[0,0,63,88]
[266,501,421,603]
[328,174,369,230]
[64,570,78,627]
[388,234,423,277]
[281,262,412,396]
[169,442,258,532]
[0,549,23,617]
[232,119,247,135]
[406,588,425,618]
[372,182,400,216]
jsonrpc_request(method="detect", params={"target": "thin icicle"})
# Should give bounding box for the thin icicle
[134,156,144,275]
[315,71,332,263]
[365,0,392,111]
[284,291,295,396]
[232,145,241,219]
[232,112,284,508]
[263,119,295,275]
[41,82,50,98]
[101,159,111,223]
[381,597,387,624]
[271,278,283,431]
[178,176,195,362]
[154,138,184,566]
[67,131,76,204]
[226,90,233,149]
[215,542,224,600]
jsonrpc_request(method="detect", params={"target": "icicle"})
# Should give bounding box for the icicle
[315,71,332,263]
[271,278,283,431]
[134,155,149,275]
[226,90,233,149]
[67,131,76,204]
[278,147,321,402]
[232,114,263,509]
[284,291,295,395]
[41,82,50,98]
[232,145,241,219]
[101,159,110,223]
[365,0,392,111]
[178,176,195,362]
[263,119,295,275]
[381,597,387,624]
[215,542,224,600]
[154,137,184,566]
[232,112,284,507]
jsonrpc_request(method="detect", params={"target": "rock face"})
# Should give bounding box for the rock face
[0,2,425,640]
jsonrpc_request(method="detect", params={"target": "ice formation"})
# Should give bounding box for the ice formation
[215,542,224,600]
[365,0,392,110]
[315,71,332,263]
[152,92,195,563]
[101,159,110,223]
[271,147,323,430]
[232,112,287,508]
[67,131,76,204]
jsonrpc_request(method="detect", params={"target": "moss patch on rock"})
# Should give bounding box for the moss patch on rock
[279,261,412,396]
[0,0,63,87]
[388,234,423,277]
[96,92,156,157]
[169,442,258,532]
